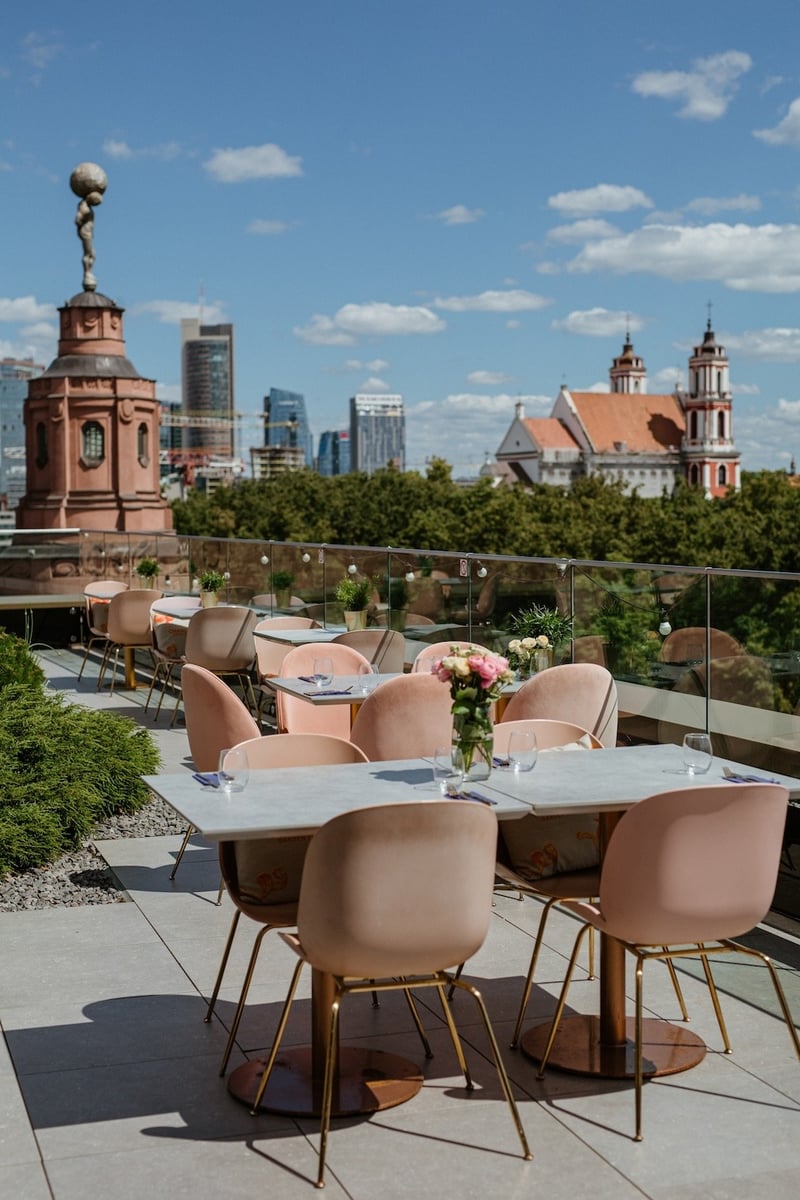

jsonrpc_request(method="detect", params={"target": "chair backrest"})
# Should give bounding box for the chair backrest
[331,629,406,673]
[84,580,128,634]
[350,672,453,759]
[85,580,129,599]
[253,617,321,680]
[251,593,307,608]
[657,654,775,766]
[253,615,321,629]
[181,663,260,771]
[411,640,490,673]
[659,626,744,664]
[184,606,257,672]
[406,577,444,620]
[492,718,602,753]
[233,732,368,767]
[276,642,371,736]
[500,662,618,747]
[598,783,789,945]
[107,589,164,644]
[296,801,498,977]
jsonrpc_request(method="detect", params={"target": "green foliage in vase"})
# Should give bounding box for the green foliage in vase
[199,568,226,592]
[272,569,294,591]
[134,557,159,580]
[511,604,573,647]
[335,577,372,610]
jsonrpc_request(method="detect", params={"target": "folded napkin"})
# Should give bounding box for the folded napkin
[303,688,353,697]
[723,771,780,784]
[298,674,319,683]
[193,771,219,787]
[448,789,498,806]
[492,756,510,768]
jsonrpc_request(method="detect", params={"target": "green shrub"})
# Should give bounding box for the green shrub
[0,631,46,694]
[0,684,161,876]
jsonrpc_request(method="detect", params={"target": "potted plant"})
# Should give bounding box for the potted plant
[199,568,226,607]
[387,576,409,631]
[509,604,574,671]
[335,576,372,631]
[134,557,159,588]
[272,569,294,609]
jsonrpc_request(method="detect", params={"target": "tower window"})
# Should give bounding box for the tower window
[717,411,725,439]
[718,464,727,487]
[137,422,149,467]
[81,421,105,465]
[689,411,698,440]
[35,422,48,469]
[690,464,699,486]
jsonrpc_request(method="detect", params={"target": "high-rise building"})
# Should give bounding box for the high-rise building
[263,388,313,466]
[181,320,234,458]
[349,394,405,475]
[317,429,350,476]
[0,358,42,509]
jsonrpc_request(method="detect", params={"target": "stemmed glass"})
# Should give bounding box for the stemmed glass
[507,730,538,773]
[682,732,713,775]
[358,663,377,694]
[312,657,334,688]
[218,746,250,794]
[433,745,464,796]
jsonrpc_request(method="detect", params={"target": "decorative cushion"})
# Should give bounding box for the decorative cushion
[499,735,599,880]
[89,598,111,633]
[235,835,310,904]
[153,620,187,660]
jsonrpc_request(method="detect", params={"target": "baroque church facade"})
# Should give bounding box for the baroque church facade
[495,319,740,499]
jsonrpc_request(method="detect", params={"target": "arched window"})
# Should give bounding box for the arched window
[81,421,104,465]
[718,464,727,487]
[689,411,698,440]
[717,411,725,439]
[35,422,48,468]
[137,422,149,467]
[690,464,699,486]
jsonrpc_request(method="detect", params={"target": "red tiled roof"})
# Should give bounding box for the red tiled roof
[521,417,581,450]
[567,392,684,453]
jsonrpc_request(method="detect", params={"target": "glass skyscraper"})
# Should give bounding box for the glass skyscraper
[0,358,42,509]
[317,429,351,475]
[263,388,313,467]
[349,394,405,475]
[181,320,234,458]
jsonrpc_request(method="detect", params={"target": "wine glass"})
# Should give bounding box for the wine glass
[218,746,250,794]
[682,732,712,775]
[432,745,463,796]
[312,656,334,687]
[357,662,377,694]
[507,729,538,773]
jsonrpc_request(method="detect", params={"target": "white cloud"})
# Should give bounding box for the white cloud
[732,381,760,395]
[551,308,644,337]
[0,296,57,323]
[778,398,800,418]
[567,221,800,292]
[103,139,133,159]
[534,262,560,275]
[685,193,761,214]
[359,376,390,392]
[156,382,181,405]
[651,366,687,391]
[294,302,445,345]
[631,50,752,120]
[723,327,800,361]
[246,218,294,235]
[506,319,521,329]
[754,97,800,146]
[467,370,513,386]
[433,289,551,313]
[204,143,303,183]
[133,299,226,325]
[548,184,653,217]
[21,31,63,75]
[433,204,485,225]
[584,381,610,394]
[405,392,551,474]
[548,218,621,242]
[102,138,182,161]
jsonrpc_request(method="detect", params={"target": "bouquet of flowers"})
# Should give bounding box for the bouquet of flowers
[432,645,514,778]
[506,634,551,674]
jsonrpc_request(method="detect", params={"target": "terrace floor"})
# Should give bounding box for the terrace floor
[1,647,799,1199]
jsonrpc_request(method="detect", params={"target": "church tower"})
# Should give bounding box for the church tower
[17,163,172,532]
[609,327,647,393]
[679,312,740,498]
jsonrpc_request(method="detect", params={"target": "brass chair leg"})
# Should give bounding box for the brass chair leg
[169,825,195,880]
[510,896,560,1046]
[219,924,272,1076]
[664,949,689,1021]
[205,909,241,1023]
[401,984,433,1058]
[536,923,591,1078]
[634,953,645,1141]
[250,957,305,1114]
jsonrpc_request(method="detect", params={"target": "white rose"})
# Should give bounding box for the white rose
[521,637,536,650]
[536,635,550,648]
[508,639,521,652]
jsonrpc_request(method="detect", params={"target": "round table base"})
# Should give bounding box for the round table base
[520,1015,707,1079]
[229,1045,424,1116]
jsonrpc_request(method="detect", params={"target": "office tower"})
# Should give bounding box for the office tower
[263,387,313,466]
[317,429,350,476]
[0,359,42,509]
[181,320,234,458]
[349,394,405,475]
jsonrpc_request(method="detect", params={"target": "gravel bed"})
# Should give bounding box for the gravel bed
[0,795,186,912]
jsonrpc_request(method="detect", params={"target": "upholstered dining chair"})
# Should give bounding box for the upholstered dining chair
[410,639,491,673]
[144,597,198,723]
[169,664,260,883]
[331,628,406,673]
[275,642,371,737]
[207,732,370,1077]
[96,588,162,694]
[250,800,532,1187]
[536,782,800,1141]
[78,580,128,680]
[349,671,453,759]
[183,605,259,717]
[252,616,322,725]
[500,662,619,747]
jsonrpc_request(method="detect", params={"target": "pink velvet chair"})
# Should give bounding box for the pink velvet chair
[350,672,454,759]
[500,662,618,747]
[276,642,370,737]
[537,782,800,1141]
[410,640,491,673]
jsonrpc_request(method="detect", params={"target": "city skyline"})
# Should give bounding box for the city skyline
[2,3,800,478]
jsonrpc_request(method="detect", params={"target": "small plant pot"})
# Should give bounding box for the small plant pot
[201,591,219,608]
[389,608,408,632]
[274,589,291,608]
[344,609,368,631]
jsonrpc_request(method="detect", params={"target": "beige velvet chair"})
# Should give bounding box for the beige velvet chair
[251,800,532,1186]
[78,580,128,680]
[331,628,406,673]
[207,732,370,1076]
[538,782,800,1141]
[96,589,162,693]
[350,671,454,759]
[500,662,619,747]
[145,597,198,723]
[276,642,370,737]
[183,605,259,716]
[659,625,743,664]
[410,639,491,673]
[169,664,260,882]
[252,616,322,725]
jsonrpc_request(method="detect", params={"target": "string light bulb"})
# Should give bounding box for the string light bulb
[659,611,672,637]
[301,551,311,563]
[347,562,358,575]
[476,563,488,578]
[260,554,269,566]
[405,569,416,582]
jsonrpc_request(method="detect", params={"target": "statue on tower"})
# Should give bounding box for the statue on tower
[69,162,108,292]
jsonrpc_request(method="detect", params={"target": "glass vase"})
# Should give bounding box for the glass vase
[452,704,493,782]
[535,647,554,672]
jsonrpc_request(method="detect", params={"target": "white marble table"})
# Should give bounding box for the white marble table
[253,626,345,646]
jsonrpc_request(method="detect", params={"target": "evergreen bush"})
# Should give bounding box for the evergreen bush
[0,630,46,693]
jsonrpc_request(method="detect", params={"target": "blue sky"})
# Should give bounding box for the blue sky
[3,2,800,477]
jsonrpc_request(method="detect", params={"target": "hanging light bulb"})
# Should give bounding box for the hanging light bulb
[556,557,569,579]
[476,563,488,578]
[347,562,358,575]
[223,571,231,582]
[260,554,269,566]
[405,569,415,583]
[659,611,672,637]
[301,551,311,563]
